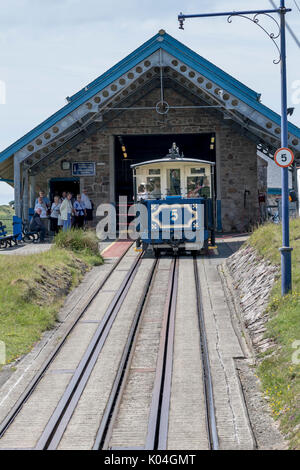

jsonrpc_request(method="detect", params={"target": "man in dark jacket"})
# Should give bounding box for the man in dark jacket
[29,208,46,242]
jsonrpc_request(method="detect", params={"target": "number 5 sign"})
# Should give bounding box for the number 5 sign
[274,147,294,168]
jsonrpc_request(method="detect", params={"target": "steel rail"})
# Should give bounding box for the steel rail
[193,257,219,450]
[0,241,134,440]
[35,250,144,450]
[145,257,179,450]
[93,256,159,450]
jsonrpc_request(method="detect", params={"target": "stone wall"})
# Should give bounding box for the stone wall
[34,87,259,232]
[226,245,279,354]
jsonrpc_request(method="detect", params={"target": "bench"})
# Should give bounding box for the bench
[22,222,40,243]
[0,221,20,248]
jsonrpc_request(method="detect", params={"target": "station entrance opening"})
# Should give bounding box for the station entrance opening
[114,133,216,202]
[49,178,80,201]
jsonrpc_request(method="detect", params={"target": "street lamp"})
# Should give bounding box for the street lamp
[178,0,293,295]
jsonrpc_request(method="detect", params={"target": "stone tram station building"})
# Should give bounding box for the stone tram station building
[0,30,300,232]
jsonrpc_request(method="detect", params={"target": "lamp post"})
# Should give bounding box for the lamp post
[178,0,293,295]
[279,1,293,295]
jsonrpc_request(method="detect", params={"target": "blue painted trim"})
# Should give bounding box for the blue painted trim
[0,31,299,165]
[162,34,259,102]
[49,177,79,182]
[70,32,260,104]
[0,178,14,183]
[268,187,282,195]
[69,34,162,102]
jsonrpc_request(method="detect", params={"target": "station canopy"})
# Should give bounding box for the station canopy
[1,29,300,184]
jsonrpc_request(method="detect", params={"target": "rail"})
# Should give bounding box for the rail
[0,242,134,439]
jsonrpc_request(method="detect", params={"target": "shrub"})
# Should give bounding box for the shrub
[54,229,101,257]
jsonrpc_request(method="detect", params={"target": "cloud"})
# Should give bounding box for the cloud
[0,0,299,154]
[0,183,14,205]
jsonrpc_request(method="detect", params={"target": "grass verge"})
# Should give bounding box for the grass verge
[0,229,103,366]
[0,204,14,234]
[248,218,300,449]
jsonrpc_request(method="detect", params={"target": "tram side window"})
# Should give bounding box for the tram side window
[187,176,211,198]
[167,169,181,196]
[147,177,161,199]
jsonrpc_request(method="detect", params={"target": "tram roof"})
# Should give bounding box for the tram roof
[131,157,216,169]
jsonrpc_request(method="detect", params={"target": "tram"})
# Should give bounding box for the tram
[131,143,216,254]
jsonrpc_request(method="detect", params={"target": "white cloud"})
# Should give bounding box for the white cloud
[0,183,14,205]
[0,0,299,154]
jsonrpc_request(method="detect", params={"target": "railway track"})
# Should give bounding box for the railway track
[0,242,135,442]
[193,257,219,450]
[0,250,219,450]
[94,256,218,451]
[35,249,144,450]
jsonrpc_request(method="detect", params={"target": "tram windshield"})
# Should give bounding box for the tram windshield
[167,169,181,196]
[134,161,213,201]
[136,173,161,200]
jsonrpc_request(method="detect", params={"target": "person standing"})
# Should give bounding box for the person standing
[35,191,50,210]
[60,192,73,231]
[81,189,93,227]
[50,196,61,234]
[34,196,49,235]
[73,194,86,229]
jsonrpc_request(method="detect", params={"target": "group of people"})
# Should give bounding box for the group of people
[30,189,94,242]
[137,178,162,201]
[137,175,211,201]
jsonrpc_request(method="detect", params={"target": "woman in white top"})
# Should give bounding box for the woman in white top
[60,193,74,231]
[50,196,61,234]
[34,196,49,234]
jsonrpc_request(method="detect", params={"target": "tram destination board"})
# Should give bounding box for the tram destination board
[72,162,96,176]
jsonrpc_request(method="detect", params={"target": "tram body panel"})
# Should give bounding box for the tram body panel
[140,197,207,251]
[131,145,216,253]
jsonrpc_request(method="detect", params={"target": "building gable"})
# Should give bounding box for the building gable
[0,29,299,180]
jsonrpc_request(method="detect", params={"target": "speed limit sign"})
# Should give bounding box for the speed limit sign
[274,147,294,167]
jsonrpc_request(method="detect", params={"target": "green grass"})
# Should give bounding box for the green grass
[0,205,14,235]
[0,231,103,366]
[54,228,101,260]
[248,218,300,449]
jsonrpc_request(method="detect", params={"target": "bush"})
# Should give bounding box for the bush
[54,229,101,258]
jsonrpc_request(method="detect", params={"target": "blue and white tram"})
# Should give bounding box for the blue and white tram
[131,143,216,254]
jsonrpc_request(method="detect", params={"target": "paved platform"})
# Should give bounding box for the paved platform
[0,238,131,257]
[198,239,254,450]
[0,242,52,256]
[0,234,254,450]
[101,240,133,259]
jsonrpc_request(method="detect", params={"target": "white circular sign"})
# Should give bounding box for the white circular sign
[274,147,294,168]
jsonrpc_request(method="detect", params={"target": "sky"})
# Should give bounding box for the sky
[0,0,300,204]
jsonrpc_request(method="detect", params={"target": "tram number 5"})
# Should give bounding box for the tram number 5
[171,209,178,221]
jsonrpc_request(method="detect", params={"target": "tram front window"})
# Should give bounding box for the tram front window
[187,176,211,198]
[147,177,161,199]
[167,169,181,196]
